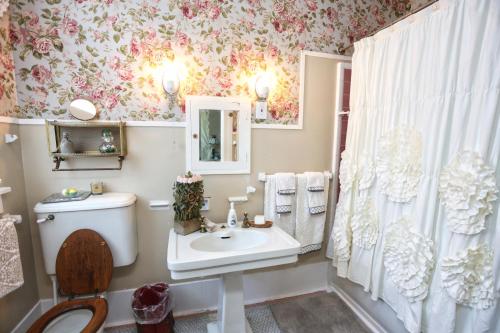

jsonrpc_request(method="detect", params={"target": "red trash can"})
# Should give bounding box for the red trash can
[132,283,174,333]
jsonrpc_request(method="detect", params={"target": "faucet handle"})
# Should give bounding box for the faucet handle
[242,212,250,228]
[199,216,207,233]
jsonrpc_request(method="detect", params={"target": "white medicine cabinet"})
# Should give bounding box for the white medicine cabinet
[186,96,251,174]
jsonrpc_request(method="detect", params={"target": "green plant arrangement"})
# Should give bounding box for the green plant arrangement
[172,171,204,235]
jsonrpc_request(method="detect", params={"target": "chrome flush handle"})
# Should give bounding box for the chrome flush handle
[36,214,55,224]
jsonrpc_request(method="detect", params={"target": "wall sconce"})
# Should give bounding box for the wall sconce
[253,71,276,120]
[162,61,187,107]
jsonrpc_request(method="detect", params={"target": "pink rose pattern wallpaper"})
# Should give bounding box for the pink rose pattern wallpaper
[1,0,429,123]
[0,13,16,115]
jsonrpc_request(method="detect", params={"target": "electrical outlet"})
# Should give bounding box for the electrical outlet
[255,101,267,119]
[201,197,210,211]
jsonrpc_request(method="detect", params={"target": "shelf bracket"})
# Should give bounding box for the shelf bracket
[52,156,124,172]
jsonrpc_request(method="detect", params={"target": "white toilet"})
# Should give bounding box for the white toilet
[29,193,138,333]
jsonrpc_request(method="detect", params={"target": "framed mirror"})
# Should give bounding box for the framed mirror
[186,96,251,174]
[69,98,97,121]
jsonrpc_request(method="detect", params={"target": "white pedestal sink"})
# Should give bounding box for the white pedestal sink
[167,226,300,333]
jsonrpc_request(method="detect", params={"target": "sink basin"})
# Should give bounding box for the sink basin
[190,229,268,252]
[167,225,300,333]
[167,225,300,279]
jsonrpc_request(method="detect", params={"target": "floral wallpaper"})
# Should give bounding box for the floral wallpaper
[2,0,427,124]
[0,12,16,115]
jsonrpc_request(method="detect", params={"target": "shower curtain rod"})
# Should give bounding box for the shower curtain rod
[338,0,439,54]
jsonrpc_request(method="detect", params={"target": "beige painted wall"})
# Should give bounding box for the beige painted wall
[0,123,39,333]
[17,55,346,299]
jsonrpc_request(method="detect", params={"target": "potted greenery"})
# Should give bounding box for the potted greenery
[172,172,204,235]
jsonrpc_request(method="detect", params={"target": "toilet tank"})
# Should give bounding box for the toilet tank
[34,192,138,275]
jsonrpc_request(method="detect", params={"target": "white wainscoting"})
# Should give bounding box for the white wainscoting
[13,261,329,331]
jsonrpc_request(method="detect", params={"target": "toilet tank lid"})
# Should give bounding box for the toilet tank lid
[34,192,137,213]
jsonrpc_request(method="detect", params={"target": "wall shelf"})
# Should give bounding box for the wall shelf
[45,120,127,171]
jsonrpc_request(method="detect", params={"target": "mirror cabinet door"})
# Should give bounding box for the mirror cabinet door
[199,110,239,162]
[199,109,221,161]
[187,97,250,174]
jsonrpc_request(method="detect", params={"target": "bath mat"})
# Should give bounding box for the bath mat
[105,304,281,333]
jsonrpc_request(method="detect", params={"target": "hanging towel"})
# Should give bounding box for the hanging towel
[276,173,296,195]
[305,172,326,214]
[275,173,296,213]
[264,175,296,237]
[295,174,330,254]
[0,215,24,298]
[306,172,325,192]
[276,192,293,214]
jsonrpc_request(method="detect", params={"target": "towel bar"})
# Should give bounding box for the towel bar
[258,171,333,182]
[0,214,22,224]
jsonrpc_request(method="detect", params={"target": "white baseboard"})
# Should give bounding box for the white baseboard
[10,301,42,333]
[21,261,328,329]
[327,284,388,333]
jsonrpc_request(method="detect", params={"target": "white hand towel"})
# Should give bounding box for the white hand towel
[0,215,24,298]
[295,174,329,254]
[276,192,293,214]
[264,175,296,237]
[275,173,296,213]
[305,172,325,214]
[276,173,296,194]
[305,172,325,192]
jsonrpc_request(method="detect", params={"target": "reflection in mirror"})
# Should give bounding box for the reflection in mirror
[227,111,238,162]
[69,99,97,120]
[200,109,221,161]
[199,110,238,162]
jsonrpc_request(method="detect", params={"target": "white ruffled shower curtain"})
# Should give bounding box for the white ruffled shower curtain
[327,0,500,332]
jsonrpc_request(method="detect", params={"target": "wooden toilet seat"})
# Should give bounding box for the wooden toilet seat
[27,298,108,333]
[28,229,113,333]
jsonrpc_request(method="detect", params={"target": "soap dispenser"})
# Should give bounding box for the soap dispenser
[227,202,238,228]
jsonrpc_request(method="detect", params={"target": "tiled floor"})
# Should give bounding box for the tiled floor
[106,291,369,333]
[269,292,369,333]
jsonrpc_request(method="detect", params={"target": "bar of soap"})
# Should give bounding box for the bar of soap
[254,215,265,225]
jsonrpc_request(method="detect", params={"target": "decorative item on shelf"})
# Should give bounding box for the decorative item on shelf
[90,181,104,195]
[46,120,127,172]
[59,132,75,154]
[98,129,117,153]
[242,212,251,228]
[172,172,204,235]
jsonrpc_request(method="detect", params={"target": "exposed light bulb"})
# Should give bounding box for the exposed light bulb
[162,61,187,95]
[254,72,276,101]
